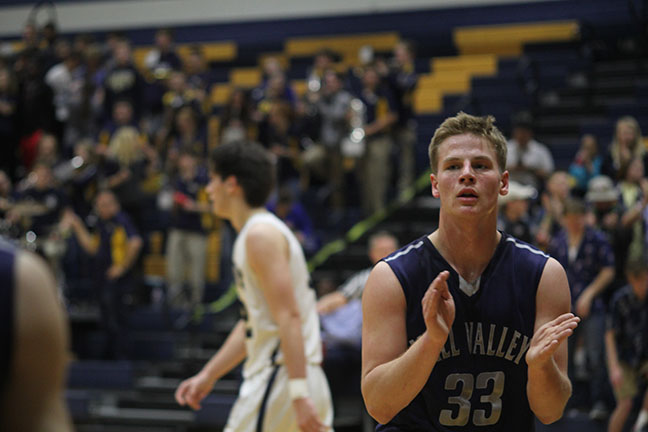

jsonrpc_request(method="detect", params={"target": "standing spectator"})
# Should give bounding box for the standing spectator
[535,170,572,250]
[602,116,647,181]
[268,186,319,257]
[165,105,207,174]
[103,39,144,121]
[61,190,143,359]
[356,64,397,215]
[569,134,602,197]
[218,88,255,145]
[166,152,210,311]
[605,256,648,432]
[506,111,554,190]
[144,28,181,80]
[618,157,648,264]
[304,70,352,209]
[548,198,615,419]
[388,41,418,194]
[45,49,85,154]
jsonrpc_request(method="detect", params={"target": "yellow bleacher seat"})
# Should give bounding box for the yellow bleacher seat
[413,89,443,114]
[177,41,237,63]
[431,54,498,76]
[291,80,308,98]
[285,32,399,58]
[210,83,232,106]
[454,20,579,56]
[229,67,262,88]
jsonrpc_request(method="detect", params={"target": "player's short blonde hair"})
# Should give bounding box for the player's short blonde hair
[428,112,507,173]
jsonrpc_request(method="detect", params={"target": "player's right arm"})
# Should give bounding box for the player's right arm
[362,263,454,424]
[175,319,246,410]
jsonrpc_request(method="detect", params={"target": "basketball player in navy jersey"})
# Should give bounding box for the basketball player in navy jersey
[361,112,580,431]
[0,239,72,431]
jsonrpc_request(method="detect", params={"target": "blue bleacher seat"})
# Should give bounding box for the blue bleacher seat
[67,361,134,390]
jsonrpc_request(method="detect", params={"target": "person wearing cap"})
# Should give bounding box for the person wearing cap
[585,176,628,292]
[497,181,537,244]
[548,198,615,419]
[506,111,555,191]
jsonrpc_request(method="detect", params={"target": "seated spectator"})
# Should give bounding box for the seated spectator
[506,111,555,191]
[144,28,181,80]
[98,98,138,147]
[166,151,211,311]
[102,39,145,121]
[602,116,647,181]
[497,181,537,244]
[317,231,398,315]
[569,134,602,197]
[164,105,207,174]
[258,101,302,188]
[605,255,648,432]
[61,190,143,359]
[267,186,319,256]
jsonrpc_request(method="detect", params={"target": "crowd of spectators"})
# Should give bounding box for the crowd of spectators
[1,19,647,426]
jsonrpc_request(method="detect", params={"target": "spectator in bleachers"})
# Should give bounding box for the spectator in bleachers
[605,255,648,432]
[218,87,256,145]
[14,53,56,175]
[317,231,398,316]
[258,101,302,189]
[253,71,297,122]
[165,105,207,174]
[0,65,18,180]
[602,116,647,181]
[100,126,153,230]
[98,98,137,147]
[145,28,182,80]
[356,63,398,215]
[11,162,68,239]
[183,45,210,113]
[302,69,351,210]
[506,111,554,191]
[45,48,85,156]
[267,186,319,256]
[102,39,145,122]
[61,189,143,359]
[387,40,418,194]
[585,175,628,291]
[548,198,615,419]
[166,151,210,311]
[535,170,571,250]
[617,156,648,264]
[497,180,537,244]
[569,134,602,197]
[67,139,99,219]
[306,49,336,91]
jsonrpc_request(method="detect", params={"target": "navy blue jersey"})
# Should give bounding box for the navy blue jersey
[0,239,16,395]
[379,232,549,432]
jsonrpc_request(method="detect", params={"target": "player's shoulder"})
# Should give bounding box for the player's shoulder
[383,236,429,265]
[501,233,549,262]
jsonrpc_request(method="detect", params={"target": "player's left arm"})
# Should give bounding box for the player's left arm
[246,223,327,431]
[526,257,580,424]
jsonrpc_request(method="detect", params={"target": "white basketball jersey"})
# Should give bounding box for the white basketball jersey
[232,212,323,379]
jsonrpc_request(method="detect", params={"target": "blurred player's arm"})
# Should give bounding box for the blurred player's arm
[361,264,452,424]
[246,223,327,431]
[175,320,246,410]
[526,258,580,424]
[1,251,72,432]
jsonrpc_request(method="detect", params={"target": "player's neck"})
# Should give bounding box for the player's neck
[431,215,501,283]
[230,203,267,232]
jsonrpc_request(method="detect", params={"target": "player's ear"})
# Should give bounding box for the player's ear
[430,173,440,198]
[223,175,238,193]
[499,170,509,197]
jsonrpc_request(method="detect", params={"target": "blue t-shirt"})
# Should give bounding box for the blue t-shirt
[0,238,16,395]
[170,172,210,233]
[548,226,614,312]
[606,285,648,368]
[379,232,548,432]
